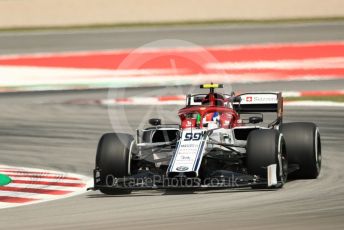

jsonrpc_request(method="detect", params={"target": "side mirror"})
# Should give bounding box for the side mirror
[194,95,205,103]
[249,116,263,124]
[231,96,241,103]
[149,118,161,126]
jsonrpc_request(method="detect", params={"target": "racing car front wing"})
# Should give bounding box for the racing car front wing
[88,164,282,191]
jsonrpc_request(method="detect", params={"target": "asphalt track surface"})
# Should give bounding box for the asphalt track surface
[0,22,344,229]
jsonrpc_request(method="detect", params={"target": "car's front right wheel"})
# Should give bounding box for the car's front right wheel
[246,129,288,189]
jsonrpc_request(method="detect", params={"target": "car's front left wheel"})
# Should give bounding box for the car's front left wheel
[95,133,134,195]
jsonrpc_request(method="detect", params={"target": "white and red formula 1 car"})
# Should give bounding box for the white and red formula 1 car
[89,83,321,194]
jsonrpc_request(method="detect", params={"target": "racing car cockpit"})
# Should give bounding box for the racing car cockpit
[179,83,238,129]
[201,93,225,106]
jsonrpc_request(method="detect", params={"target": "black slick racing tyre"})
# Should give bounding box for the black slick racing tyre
[95,133,134,195]
[247,129,287,189]
[280,122,321,179]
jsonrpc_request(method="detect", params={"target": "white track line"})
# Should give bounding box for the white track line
[284,101,344,107]
[2,183,80,191]
[0,191,68,200]
[207,57,344,70]
[8,176,86,183]
[90,96,344,107]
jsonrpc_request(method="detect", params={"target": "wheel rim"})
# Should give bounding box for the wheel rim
[278,135,288,184]
[315,128,322,174]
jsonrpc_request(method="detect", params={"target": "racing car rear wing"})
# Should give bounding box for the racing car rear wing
[233,92,283,126]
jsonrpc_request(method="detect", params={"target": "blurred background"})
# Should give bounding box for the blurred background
[0,1,344,230]
[0,0,344,29]
[0,0,343,94]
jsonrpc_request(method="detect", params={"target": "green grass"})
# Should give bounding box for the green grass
[1,17,344,32]
[285,95,344,102]
[0,174,11,186]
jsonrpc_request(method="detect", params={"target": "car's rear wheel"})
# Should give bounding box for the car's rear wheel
[95,133,134,195]
[280,122,321,179]
[247,129,287,189]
